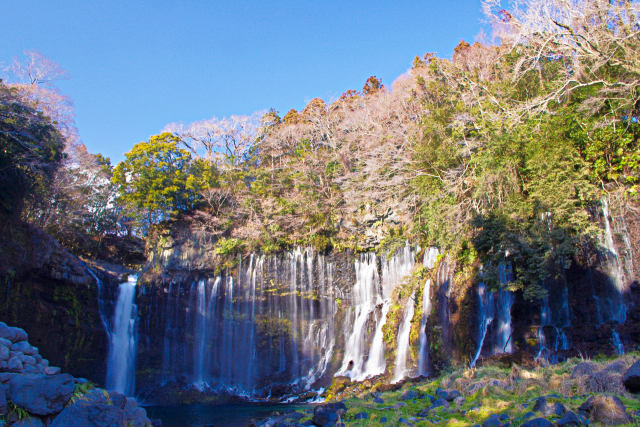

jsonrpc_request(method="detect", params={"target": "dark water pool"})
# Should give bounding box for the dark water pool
[144,403,309,427]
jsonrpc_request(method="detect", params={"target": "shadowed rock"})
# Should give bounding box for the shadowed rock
[623,359,640,393]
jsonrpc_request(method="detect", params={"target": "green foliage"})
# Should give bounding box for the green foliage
[0,82,65,216]
[112,132,196,231]
[214,237,244,255]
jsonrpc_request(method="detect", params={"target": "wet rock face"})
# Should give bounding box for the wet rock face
[0,223,107,385]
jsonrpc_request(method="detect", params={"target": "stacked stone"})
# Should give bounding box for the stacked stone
[0,322,60,375]
[0,321,153,427]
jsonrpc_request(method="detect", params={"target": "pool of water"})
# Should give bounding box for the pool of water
[144,402,309,427]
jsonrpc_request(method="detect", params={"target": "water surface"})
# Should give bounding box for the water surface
[144,402,309,427]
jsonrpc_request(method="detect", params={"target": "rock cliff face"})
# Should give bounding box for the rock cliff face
[0,220,107,385]
[1,199,639,402]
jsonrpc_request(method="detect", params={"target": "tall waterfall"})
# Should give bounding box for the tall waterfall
[337,242,416,381]
[157,249,336,395]
[470,263,514,367]
[536,280,571,361]
[599,197,629,353]
[418,247,438,376]
[393,292,416,383]
[106,275,138,396]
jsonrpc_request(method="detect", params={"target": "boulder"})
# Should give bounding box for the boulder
[0,384,6,416]
[555,411,583,426]
[12,416,45,427]
[7,373,75,416]
[354,412,368,420]
[430,398,450,409]
[578,395,632,425]
[584,370,625,393]
[0,323,28,343]
[401,389,418,400]
[20,354,36,366]
[11,341,38,356]
[44,366,61,375]
[532,397,565,417]
[0,337,11,348]
[520,418,553,427]
[623,359,640,393]
[482,413,502,427]
[602,360,627,374]
[0,343,9,361]
[312,402,346,427]
[51,389,151,427]
[570,362,597,379]
[8,356,23,371]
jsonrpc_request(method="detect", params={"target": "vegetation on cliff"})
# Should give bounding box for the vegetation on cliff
[2,0,639,300]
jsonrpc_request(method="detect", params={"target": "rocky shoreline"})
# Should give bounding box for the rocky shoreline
[255,355,640,426]
[0,322,153,427]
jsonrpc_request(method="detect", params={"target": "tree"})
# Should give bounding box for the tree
[0,81,65,216]
[112,132,195,231]
[165,112,261,169]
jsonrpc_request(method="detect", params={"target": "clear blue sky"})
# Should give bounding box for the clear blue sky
[2,1,486,163]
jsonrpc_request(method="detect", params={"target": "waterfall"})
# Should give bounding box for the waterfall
[470,282,494,368]
[600,197,628,354]
[470,263,514,367]
[336,253,380,380]
[337,242,416,381]
[393,292,416,383]
[106,275,138,396]
[418,246,438,376]
[418,279,432,376]
[493,289,514,354]
[612,329,624,355]
[87,269,111,335]
[155,248,338,396]
[363,301,390,377]
[193,279,207,389]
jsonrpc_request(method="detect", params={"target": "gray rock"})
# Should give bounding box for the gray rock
[431,398,450,409]
[8,356,23,371]
[623,359,640,393]
[11,341,38,356]
[453,396,465,406]
[373,396,384,404]
[7,373,75,416]
[12,416,44,427]
[20,355,36,366]
[0,373,16,383]
[401,389,418,400]
[602,360,627,374]
[354,412,368,420]
[0,337,11,348]
[0,360,6,370]
[312,402,346,427]
[0,344,9,362]
[556,411,582,426]
[44,366,61,375]
[0,324,27,343]
[571,362,598,379]
[0,384,6,416]
[22,365,40,374]
[520,418,553,427]
[482,414,502,427]
[51,389,152,427]
[398,418,413,426]
[579,395,632,425]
